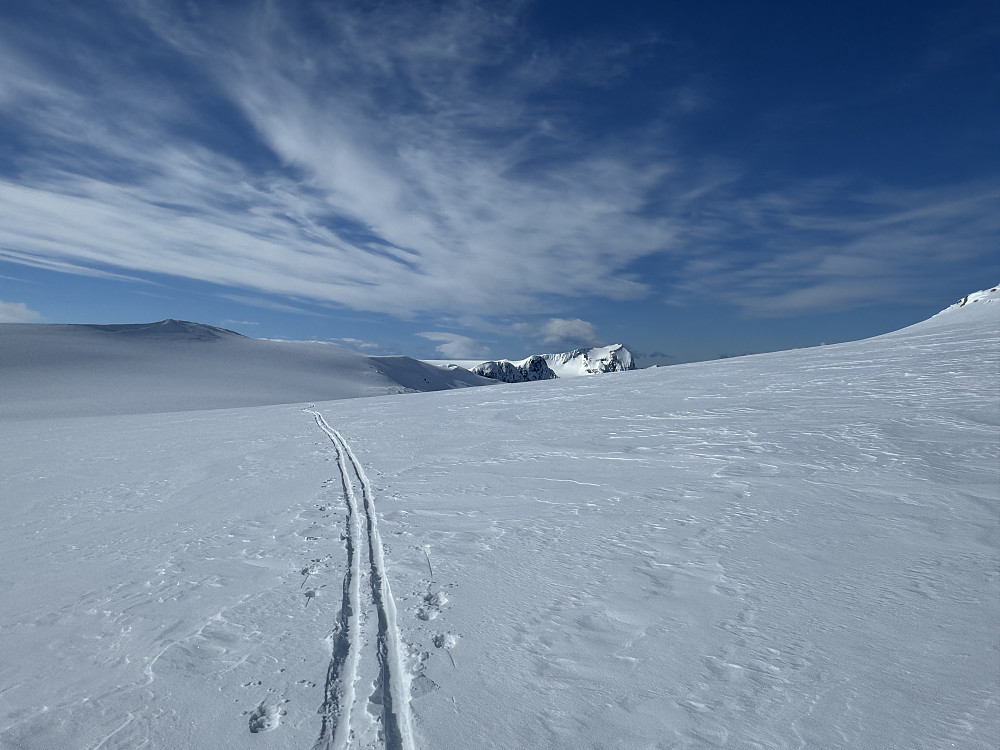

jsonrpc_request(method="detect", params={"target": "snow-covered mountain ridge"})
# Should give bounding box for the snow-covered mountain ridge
[541,343,634,376]
[468,343,635,383]
[471,355,555,383]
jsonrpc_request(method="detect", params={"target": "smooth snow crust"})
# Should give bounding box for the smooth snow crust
[0,293,997,749]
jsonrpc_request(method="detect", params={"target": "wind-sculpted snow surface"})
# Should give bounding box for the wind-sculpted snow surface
[0,290,997,749]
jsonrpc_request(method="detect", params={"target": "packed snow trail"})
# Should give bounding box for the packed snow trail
[307,409,416,750]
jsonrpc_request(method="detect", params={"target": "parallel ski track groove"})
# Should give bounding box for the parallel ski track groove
[307,408,415,750]
[310,410,362,750]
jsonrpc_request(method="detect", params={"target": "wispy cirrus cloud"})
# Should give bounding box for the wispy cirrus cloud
[0,0,995,331]
[669,181,1000,315]
[0,1,680,317]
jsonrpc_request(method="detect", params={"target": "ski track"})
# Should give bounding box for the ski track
[307,408,415,750]
[310,409,363,750]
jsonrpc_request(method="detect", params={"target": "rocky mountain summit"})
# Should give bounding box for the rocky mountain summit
[542,344,634,376]
[471,344,635,383]
[472,355,556,383]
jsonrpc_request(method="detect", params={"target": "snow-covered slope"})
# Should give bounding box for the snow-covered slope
[84,318,245,341]
[0,319,493,419]
[902,283,999,332]
[947,284,999,311]
[0,291,997,749]
[542,343,635,376]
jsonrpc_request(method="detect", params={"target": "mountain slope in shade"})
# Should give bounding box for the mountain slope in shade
[0,320,493,419]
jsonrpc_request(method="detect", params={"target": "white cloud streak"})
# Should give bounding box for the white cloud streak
[416,331,490,359]
[538,318,601,348]
[332,337,384,351]
[0,301,43,323]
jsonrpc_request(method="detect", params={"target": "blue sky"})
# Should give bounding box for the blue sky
[0,0,996,364]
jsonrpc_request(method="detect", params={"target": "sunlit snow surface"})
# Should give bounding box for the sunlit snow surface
[1,296,998,749]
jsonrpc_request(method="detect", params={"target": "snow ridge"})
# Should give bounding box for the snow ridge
[307,409,415,750]
[895,283,1000,336]
[85,318,244,341]
[943,284,999,313]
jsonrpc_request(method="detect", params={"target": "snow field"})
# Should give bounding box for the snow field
[0,290,996,748]
[304,306,998,749]
[0,409,359,748]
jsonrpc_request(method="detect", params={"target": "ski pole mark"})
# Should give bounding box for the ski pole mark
[307,408,416,750]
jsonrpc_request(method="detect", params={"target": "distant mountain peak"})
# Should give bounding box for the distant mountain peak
[542,344,635,377]
[472,355,556,383]
[471,344,636,383]
[84,319,245,341]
